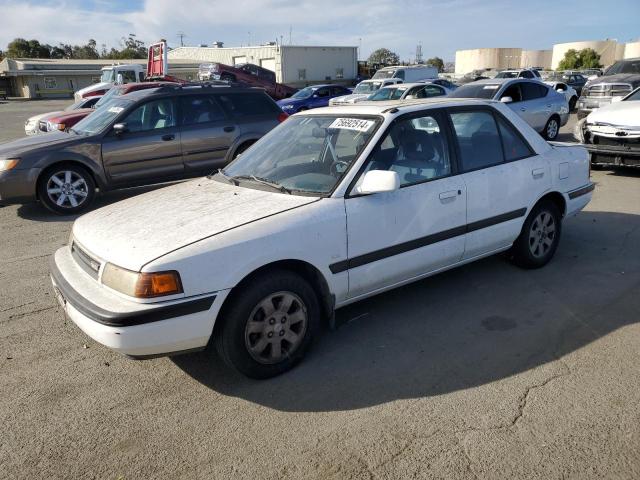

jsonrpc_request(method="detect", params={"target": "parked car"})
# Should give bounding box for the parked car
[198,62,297,100]
[42,81,182,133]
[546,72,588,96]
[494,69,542,80]
[367,82,450,101]
[24,96,103,136]
[329,78,403,105]
[427,78,458,90]
[49,99,593,378]
[449,79,569,140]
[545,81,579,111]
[372,65,439,82]
[574,86,640,168]
[276,84,352,113]
[577,58,640,119]
[0,85,286,214]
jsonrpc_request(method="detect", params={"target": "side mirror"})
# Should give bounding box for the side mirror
[500,96,513,103]
[355,170,400,195]
[116,73,124,85]
[556,88,564,93]
[113,123,128,134]
[312,94,319,98]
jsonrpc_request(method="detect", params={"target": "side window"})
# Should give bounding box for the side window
[450,110,503,171]
[218,93,278,117]
[501,83,522,103]
[138,72,145,82]
[361,113,451,187]
[180,95,226,126]
[123,99,176,132]
[316,88,330,98]
[331,86,345,96]
[121,70,137,84]
[496,116,533,161]
[424,85,445,97]
[521,70,534,79]
[521,82,548,101]
[395,70,406,80]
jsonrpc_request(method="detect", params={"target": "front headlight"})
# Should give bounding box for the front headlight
[102,263,183,298]
[0,159,20,171]
[47,121,66,132]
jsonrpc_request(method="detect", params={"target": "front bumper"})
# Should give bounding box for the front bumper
[576,96,624,119]
[0,168,40,204]
[50,246,229,357]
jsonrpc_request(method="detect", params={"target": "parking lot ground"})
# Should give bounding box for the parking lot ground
[1,100,640,479]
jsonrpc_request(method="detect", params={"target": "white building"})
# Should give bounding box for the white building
[168,44,358,87]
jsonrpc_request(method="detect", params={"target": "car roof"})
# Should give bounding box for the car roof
[120,84,264,101]
[468,78,540,86]
[378,82,426,89]
[300,98,501,116]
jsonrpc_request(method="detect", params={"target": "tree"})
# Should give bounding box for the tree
[368,48,400,66]
[0,50,4,61]
[426,56,444,72]
[72,39,99,59]
[6,38,50,58]
[558,48,602,70]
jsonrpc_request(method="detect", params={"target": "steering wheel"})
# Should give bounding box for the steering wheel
[330,160,350,177]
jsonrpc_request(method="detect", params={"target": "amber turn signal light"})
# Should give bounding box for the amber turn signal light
[135,271,183,298]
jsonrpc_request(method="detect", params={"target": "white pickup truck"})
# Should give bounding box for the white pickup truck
[74,64,146,101]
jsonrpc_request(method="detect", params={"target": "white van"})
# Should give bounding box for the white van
[372,65,439,82]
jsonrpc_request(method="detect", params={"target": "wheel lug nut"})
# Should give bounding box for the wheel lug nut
[268,332,273,338]
[269,318,275,325]
[279,330,285,336]
[281,318,286,323]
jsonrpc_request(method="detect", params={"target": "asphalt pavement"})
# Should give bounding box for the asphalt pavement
[1,99,639,479]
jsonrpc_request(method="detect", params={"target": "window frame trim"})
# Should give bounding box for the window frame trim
[111,96,179,135]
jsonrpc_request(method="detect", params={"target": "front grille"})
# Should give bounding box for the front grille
[584,83,632,98]
[38,121,48,132]
[71,242,101,280]
[594,136,640,147]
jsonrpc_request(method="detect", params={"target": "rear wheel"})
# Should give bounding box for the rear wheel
[543,116,560,141]
[220,73,236,82]
[569,96,577,111]
[37,164,95,214]
[214,270,320,379]
[510,200,562,269]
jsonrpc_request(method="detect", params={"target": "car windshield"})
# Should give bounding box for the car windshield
[354,82,383,93]
[495,71,518,79]
[449,83,500,99]
[291,87,316,99]
[372,70,394,79]
[369,87,407,101]
[100,69,115,83]
[220,115,381,195]
[71,98,132,135]
[64,100,85,111]
[604,60,640,75]
[625,88,640,101]
[94,87,118,108]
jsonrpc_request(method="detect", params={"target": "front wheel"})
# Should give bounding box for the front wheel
[510,200,562,269]
[214,270,320,379]
[569,96,577,111]
[37,164,96,215]
[543,116,560,141]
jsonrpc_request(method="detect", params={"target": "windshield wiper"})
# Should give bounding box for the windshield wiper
[234,175,292,194]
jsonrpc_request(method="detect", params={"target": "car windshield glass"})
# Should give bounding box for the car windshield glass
[100,70,115,83]
[291,87,315,99]
[93,87,118,108]
[64,100,84,111]
[369,87,407,101]
[354,82,383,93]
[220,115,381,195]
[605,60,640,75]
[625,89,640,101]
[372,70,394,79]
[495,72,517,78]
[72,98,132,135]
[449,83,499,99]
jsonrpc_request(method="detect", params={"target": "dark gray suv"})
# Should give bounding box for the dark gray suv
[0,84,287,213]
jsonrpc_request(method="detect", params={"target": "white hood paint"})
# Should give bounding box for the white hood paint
[74,82,111,100]
[72,179,319,271]
[331,94,370,104]
[587,101,640,127]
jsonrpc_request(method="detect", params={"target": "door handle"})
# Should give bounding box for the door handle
[223,126,235,132]
[439,190,459,201]
[161,134,175,141]
[532,168,545,179]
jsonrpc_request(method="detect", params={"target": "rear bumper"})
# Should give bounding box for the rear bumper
[565,183,594,217]
[50,246,229,357]
[0,168,40,204]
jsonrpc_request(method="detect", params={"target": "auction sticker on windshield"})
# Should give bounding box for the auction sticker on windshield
[329,118,375,132]
[108,106,124,113]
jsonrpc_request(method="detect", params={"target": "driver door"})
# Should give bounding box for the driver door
[101,98,183,186]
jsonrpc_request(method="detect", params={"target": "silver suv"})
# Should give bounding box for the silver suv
[0,85,286,214]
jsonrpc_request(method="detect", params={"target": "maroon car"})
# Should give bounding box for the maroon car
[46,81,182,132]
[198,63,297,100]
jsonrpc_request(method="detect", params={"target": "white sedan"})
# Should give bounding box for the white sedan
[545,81,579,111]
[50,99,594,378]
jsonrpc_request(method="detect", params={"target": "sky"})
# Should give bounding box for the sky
[1,0,638,61]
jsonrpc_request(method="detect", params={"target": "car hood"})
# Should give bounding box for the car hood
[75,82,111,97]
[72,178,319,271]
[587,101,640,127]
[26,111,64,124]
[0,130,78,157]
[332,94,369,103]
[49,108,93,123]
[277,97,303,107]
[587,74,640,87]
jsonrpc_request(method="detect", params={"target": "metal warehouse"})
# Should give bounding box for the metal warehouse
[168,44,358,87]
[0,58,199,99]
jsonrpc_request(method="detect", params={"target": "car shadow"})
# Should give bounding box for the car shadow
[173,210,640,412]
[16,183,176,222]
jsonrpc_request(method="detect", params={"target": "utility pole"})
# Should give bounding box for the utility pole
[289,26,292,45]
[177,32,186,47]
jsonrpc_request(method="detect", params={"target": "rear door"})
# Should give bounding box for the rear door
[520,82,551,130]
[101,97,183,186]
[217,92,281,143]
[179,94,237,175]
[447,106,550,259]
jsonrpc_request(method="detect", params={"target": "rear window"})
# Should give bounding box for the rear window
[449,83,499,99]
[217,93,279,117]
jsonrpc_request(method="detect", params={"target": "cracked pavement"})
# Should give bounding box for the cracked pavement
[1,101,640,479]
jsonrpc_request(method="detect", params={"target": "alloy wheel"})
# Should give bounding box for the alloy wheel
[528,211,556,258]
[546,119,559,139]
[46,170,89,209]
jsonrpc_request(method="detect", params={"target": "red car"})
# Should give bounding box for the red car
[198,63,297,100]
[46,81,181,132]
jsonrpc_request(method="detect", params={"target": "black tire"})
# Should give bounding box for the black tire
[220,73,236,82]
[543,116,560,141]
[510,200,562,269]
[214,270,320,379]
[37,163,96,215]
[569,96,577,112]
